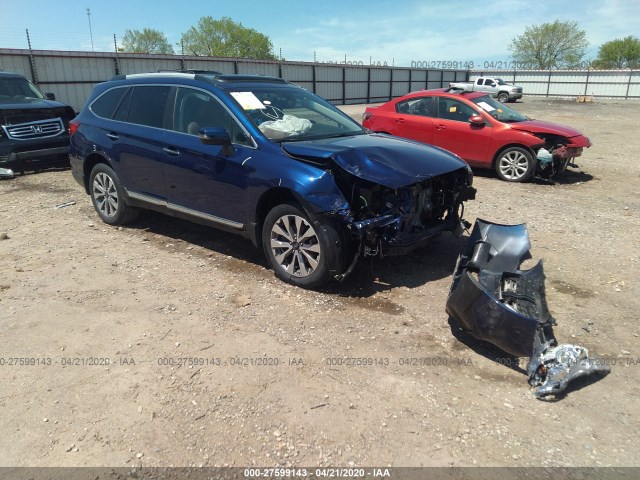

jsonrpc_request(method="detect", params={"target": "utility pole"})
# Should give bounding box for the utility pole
[86,8,94,51]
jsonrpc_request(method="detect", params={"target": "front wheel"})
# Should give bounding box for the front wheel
[262,203,338,288]
[495,147,535,182]
[497,92,509,103]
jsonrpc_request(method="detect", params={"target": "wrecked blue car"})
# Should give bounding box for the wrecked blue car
[69,73,476,287]
[446,219,610,398]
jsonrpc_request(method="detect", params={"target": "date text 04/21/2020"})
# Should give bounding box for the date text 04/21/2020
[410,60,597,70]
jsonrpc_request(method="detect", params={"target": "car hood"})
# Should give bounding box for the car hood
[510,120,586,139]
[281,133,468,189]
[0,97,68,110]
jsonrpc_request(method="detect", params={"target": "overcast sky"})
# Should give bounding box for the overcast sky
[1,0,638,66]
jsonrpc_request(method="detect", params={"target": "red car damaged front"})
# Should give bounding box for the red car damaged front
[362,90,592,183]
[510,119,592,159]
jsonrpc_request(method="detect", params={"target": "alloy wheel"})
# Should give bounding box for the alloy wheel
[92,172,119,218]
[498,150,531,181]
[269,214,321,278]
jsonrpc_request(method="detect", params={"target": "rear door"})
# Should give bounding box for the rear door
[107,85,172,201]
[388,96,435,144]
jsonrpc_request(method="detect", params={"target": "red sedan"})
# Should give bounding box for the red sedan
[362,89,592,182]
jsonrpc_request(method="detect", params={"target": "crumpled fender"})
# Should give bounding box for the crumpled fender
[446,219,609,399]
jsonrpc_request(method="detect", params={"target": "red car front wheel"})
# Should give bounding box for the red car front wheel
[495,147,535,182]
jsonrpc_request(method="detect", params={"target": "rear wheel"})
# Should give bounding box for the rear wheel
[262,203,338,288]
[89,163,139,225]
[495,147,535,182]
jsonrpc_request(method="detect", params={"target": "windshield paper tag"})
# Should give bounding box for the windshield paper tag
[231,92,265,110]
[477,102,495,112]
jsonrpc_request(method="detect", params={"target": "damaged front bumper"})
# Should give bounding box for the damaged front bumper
[337,172,476,258]
[446,219,609,399]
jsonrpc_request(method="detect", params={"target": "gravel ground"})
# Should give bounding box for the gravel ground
[0,96,639,469]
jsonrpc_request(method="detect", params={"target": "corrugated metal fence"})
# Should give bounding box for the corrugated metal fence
[472,70,640,99]
[0,48,468,111]
[3,49,636,111]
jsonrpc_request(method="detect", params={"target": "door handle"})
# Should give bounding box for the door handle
[162,146,180,156]
[436,124,446,130]
[394,118,405,124]
[105,132,119,140]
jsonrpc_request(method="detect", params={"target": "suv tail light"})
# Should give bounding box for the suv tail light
[362,112,373,122]
[68,119,80,136]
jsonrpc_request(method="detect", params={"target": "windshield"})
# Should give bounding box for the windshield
[230,86,365,141]
[495,78,507,86]
[0,76,46,100]
[471,95,528,123]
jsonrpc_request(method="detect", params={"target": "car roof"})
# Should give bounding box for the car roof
[109,72,291,90]
[399,88,488,101]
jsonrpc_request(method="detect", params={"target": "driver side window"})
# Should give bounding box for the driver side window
[396,97,434,117]
[437,99,478,123]
[173,87,251,146]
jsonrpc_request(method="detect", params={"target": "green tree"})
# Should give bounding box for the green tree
[592,36,640,69]
[180,16,276,59]
[508,20,588,69]
[120,28,174,54]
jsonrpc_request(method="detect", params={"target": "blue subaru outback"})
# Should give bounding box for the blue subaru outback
[69,72,475,287]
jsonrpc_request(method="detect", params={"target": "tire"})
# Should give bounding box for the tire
[495,147,535,182]
[89,163,139,225]
[262,203,338,288]
[497,92,509,103]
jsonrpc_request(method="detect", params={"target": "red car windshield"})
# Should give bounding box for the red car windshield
[471,95,528,123]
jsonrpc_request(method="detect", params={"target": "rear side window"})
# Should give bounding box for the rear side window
[90,87,128,118]
[112,88,132,122]
[396,97,434,117]
[127,86,171,128]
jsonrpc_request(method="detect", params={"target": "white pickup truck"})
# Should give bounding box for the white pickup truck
[449,77,523,103]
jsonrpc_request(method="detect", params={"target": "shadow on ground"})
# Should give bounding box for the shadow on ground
[126,211,470,300]
[471,166,594,185]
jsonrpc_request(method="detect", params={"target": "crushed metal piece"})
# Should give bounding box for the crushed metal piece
[446,218,610,399]
[528,342,609,399]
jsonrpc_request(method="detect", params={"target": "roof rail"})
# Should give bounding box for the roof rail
[157,69,222,75]
[213,74,288,84]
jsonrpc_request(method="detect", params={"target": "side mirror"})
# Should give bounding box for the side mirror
[199,127,234,156]
[199,127,231,145]
[45,92,56,100]
[490,83,496,87]
[469,115,485,126]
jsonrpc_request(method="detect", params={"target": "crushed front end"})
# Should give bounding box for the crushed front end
[446,219,609,399]
[533,134,592,179]
[334,166,476,258]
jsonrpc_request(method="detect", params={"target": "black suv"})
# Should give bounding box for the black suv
[0,72,75,173]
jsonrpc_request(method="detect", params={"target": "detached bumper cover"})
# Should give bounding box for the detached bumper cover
[446,219,609,399]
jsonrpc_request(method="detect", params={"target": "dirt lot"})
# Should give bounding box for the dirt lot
[1,97,639,470]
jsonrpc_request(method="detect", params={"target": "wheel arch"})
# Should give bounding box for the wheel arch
[253,187,312,248]
[82,152,114,194]
[491,143,536,169]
